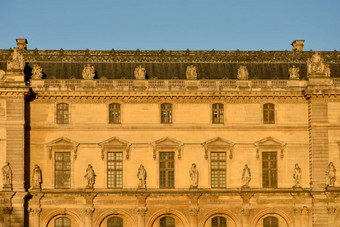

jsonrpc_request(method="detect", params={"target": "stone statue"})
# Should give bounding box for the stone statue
[7,48,25,71]
[289,66,300,80]
[137,164,147,189]
[84,164,96,188]
[242,164,251,187]
[134,65,146,80]
[326,162,336,187]
[307,53,327,76]
[325,64,331,77]
[189,163,198,188]
[82,64,95,79]
[31,64,43,79]
[0,70,5,80]
[293,163,301,188]
[186,65,198,80]
[2,162,12,189]
[32,164,42,189]
[237,66,249,80]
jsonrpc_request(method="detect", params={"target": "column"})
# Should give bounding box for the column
[1,207,12,227]
[189,207,199,227]
[82,208,94,227]
[293,207,302,227]
[29,208,41,227]
[137,207,147,227]
[327,206,336,227]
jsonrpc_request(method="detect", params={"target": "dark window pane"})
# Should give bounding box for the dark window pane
[109,103,121,124]
[55,217,70,227]
[161,103,172,124]
[212,103,224,124]
[212,216,227,227]
[57,103,69,124]
[263,103,275,124]
[160,217,175,227]
[55,152,71,189]
[159,152,175,188]
[107,152,123,188]
[262,152,277,188]
[107,217,123,227]
[263,216,278,227]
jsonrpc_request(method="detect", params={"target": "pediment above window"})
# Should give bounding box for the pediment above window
[152,137,183,160]
[254,137,286,159]
[46,137,80,159]
[98,137,131,160]
[202,137,235,159]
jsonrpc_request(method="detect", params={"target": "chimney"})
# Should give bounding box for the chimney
[16,38,27,50]
[291,40,304,51]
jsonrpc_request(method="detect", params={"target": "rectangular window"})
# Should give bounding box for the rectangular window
[211,152,226,188]
[57,103,69,124]
[262,152,277,188]
[55,152,71,188]
[161,103,172,124]
[109,103,121,124]
[107,152,123,188]
[159,152,175,188]
[212,103,224,124]
[263,103,275,124]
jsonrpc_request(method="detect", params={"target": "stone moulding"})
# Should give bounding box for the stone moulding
[98,137,131,160]
[46,137,80,160]
[254,137,286,160]
[151,137,183,160]
[202,137,235,160]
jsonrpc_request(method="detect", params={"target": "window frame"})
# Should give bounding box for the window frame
[54,152,71,189]
[212,103,224,124]
[107,216,123,227]
[109,103,121,124]
[159,151,175,189]
[263,216,279,227]
[107,152,123,189]
[210,152,227,188]
[159,216,176,227]
[56,103,69,124]
[263,103,275,124]
[211,216,227,227]
[161,103,173,124]
[54,217,71,227]
[262,151,278,188]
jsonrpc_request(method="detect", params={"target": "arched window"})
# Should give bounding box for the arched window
[263,103,275,124]
[263,216,278,227]
[57,103,69,124]
[212,216,227,227]
[55,217,70,227]
[107,217,123,227]
[109,103,121,124]
[161,103,172,124]
[160,216,175,227]
[212,103,224,124]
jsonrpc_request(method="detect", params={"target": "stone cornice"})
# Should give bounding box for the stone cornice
[0,87,30,96]
[1,49,340,63]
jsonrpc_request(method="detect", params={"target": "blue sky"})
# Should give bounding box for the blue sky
[0,0,340,51]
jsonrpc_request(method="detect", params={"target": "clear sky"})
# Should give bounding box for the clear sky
[0,0,340,51]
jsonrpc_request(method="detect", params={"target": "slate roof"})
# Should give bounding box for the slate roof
[0,49,339,80]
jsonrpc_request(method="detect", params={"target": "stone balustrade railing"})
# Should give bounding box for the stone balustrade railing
[29,79,331,92]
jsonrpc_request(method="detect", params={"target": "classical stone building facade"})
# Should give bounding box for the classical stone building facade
[0,39,340,227]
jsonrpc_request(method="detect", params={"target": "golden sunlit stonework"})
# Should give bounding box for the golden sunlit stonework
[0,39,339,227]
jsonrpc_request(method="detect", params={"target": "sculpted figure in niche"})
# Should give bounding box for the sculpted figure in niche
[134,65,146,80]
[84,164,96,188]
[326,162,336,187]
[289,66,300,80]
[137,164,147,189]
[32,164,42,189]
[237,66,249,80]
[31,64,43,80]
[186,65,198,80]
[293,163,301,188]
[307,53,326,76]
[2,162,12,188]
[189,163,198,188]
[7,48,25,71]
[325,64,331,77]
[242,164,251,187]
[82,64,95,79]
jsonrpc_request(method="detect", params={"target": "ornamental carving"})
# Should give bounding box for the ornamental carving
[82,64,95,79]
[291,40,304,51]
[31,64,43,79]
[186,65,197,80]
[137,164,147,189]
[136,207,147,215]
[242,164,251,188]
[134,65,146,80]
[7,48,25,71]
[289,66,300,80]
[189,163,198,189]
[326,162,336,187]
[0,70,5,80]
[32,164,42,190]
[237,66,249,80]
[293,163,301,188]
[2,162,12,190]
[307,53,330,77]
[28,208,41,216]
[84,164,96,189]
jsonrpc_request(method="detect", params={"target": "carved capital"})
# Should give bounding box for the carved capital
[241,206,251,215]
[29,208,42,216]
[1,207,13,214]
[189,207,200,216]
[137,207,148,215]
[327,206,337,214]
[81,208,94,216]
